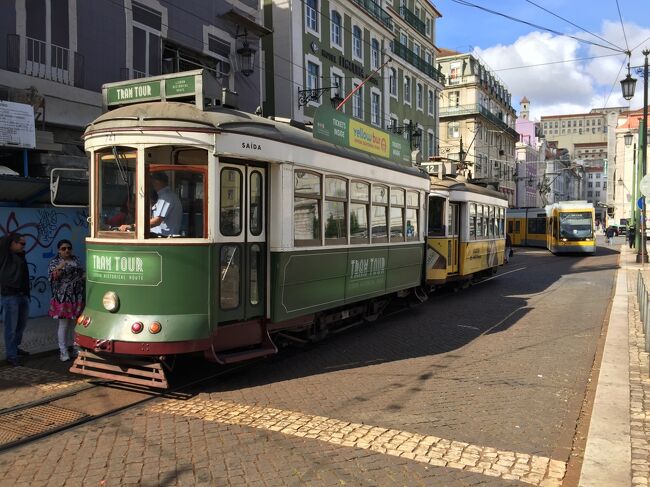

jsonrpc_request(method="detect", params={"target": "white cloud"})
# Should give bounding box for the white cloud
[473,22,650,120]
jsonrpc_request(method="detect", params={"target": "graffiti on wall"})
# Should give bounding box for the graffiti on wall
[1,208,89,317]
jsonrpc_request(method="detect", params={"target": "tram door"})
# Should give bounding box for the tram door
[217,164,266,322]
[448,203,460,273]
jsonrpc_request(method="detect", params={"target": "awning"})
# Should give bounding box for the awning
[0,175,88,206]
[221,9,273,37]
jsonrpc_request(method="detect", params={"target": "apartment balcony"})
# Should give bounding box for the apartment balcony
[352,0,393,31]
[391,39,445,84]
[399,5,426,37]
[440,103,518,139]
[6,34,84,88]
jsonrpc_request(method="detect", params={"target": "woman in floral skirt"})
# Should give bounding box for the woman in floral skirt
[48,239,85,361]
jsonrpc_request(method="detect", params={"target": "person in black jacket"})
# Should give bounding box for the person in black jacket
[0,233,30,366]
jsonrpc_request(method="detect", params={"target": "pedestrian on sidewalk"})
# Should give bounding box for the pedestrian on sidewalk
[48,239,85,362]
[0,233,31,366]
[629,226,636,249]
[606,226,615,245]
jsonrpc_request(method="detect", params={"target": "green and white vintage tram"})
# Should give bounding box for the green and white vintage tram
[72,71,430,386]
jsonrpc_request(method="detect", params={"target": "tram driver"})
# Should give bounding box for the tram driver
[119,172,182,236]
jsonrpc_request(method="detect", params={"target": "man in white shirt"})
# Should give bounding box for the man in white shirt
[149,172,182,236]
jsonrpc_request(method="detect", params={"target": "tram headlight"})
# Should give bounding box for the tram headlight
[561,238,568,242]
[102,291,120,312]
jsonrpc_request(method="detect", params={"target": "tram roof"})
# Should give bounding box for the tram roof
[429,176,508,201]
[85,102,429,180]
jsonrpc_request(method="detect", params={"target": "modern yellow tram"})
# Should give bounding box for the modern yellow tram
[507,201,596,254]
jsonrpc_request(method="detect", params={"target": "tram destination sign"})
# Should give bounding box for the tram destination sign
[103,70,217,110]
[87,249,163,286]
[313,106,411,165]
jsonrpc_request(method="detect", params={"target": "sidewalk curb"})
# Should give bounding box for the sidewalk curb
[579,245,631,486]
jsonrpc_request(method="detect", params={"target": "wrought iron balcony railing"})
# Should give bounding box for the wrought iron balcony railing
[399,5,426,36]
[439,103,518,138]
[391,39,445,84]
[6,34,83,87]
[352,0,393,30]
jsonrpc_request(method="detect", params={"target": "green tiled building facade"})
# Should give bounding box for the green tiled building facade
[263,0,444,161]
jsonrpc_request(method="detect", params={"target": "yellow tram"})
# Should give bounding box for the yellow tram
[507,201,596,254]
[426,177,508,287]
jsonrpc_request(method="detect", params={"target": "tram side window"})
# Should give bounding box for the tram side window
[371,185,389,243]
[351,181,370,244]
[325,177,348,244]
[294,170,322,246]
[390,188,405,241]
[500,209,505,237]
[476,205,484,239]
[97,148,137,238]
[428,196,445,237]
[406,191,419,241]
[250,171,263,236]
[488,206,495,237]
[220,168,242,236]
[469,203,477,240]
[528,217,545,235]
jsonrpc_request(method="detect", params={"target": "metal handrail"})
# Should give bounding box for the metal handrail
[637,270,650,356]
[24,35,71,84]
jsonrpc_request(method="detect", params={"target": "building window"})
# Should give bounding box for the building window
[388,115,398,132]
[416,83,423,110]
[353,83,363,119]
[331,11,341,47]
[595,191,600,197]
[588,182,593,188]
[428,90,434,115]
[448,122,459,138]
[332,72,343,99]
[305,0,318,32]
[427,131,434,157]
[306,61,319,93]
[595,181,601,188]
[449,62,460,84]
[353,26,362,60]
[389,68,397,97]
[404,76,411,104]
[371,91,380,126]
[132,2,163,78]
[587,191,593,197]
[371,39,380,69]
[588,173,593,179]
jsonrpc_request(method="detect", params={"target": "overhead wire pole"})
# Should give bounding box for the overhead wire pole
[640,50,649,264]
[335,57,391,111]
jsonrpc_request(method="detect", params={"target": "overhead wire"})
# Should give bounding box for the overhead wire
[449,0,627,53]
[615,0,631,53]
[525,0,622,51]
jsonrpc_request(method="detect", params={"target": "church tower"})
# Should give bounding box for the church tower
[520,97,530,120]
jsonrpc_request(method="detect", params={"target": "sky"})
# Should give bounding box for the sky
[434,0,650,121]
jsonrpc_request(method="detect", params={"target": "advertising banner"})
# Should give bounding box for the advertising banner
[313,106,411,165]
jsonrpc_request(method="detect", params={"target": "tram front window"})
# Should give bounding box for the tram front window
[97,148,137,237]
[147,168,206,238]
[559,212,593,240]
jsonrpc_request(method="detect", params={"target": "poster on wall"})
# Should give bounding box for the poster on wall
[0,207,89,317]
[0,101,36,149]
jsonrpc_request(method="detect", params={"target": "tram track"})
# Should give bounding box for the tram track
[0,358,257,454]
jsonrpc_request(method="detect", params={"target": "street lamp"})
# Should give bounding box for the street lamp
[620,49,649,263]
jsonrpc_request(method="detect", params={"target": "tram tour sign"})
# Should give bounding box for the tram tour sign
[87,249,163,286]
[313,106,411,165]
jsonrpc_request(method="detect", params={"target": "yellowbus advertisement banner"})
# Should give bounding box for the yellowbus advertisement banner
[349,120,390,158]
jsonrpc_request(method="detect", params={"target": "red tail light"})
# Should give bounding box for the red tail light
[131,321,144,334]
